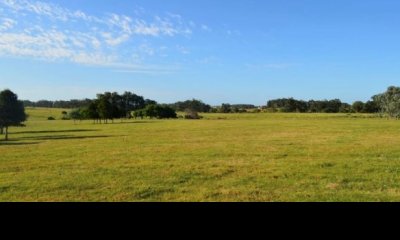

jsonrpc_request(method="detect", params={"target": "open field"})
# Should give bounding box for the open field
[1,107,400,202]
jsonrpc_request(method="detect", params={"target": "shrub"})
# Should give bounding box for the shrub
[48,117,55,120]
[184,109,202,119]
[134,104,177,119]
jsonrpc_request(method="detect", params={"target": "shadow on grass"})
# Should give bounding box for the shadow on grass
[100,121,157,125]
[0,135,113,146]
[0,141,40,146]
[19,135,113,141]
[13,129,100,134]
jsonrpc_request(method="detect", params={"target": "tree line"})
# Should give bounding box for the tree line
[3,86,400,140]
[19,86,400,116]
[2,86,400,141]
[265,98,380,113]
[66,92,178,123]
[23,99,94,109]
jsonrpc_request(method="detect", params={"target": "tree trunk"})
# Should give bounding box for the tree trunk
[0,127,3,135]
[5,126,8,141]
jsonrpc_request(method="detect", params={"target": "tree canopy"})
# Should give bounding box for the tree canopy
[63,91,154,123]
[132,104,177,119]
[373,86,400,118]
[170,99,211,113]
[0,89,27,140]
[265,98,379,113]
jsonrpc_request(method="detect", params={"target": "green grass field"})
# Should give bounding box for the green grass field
[1,107,400,202]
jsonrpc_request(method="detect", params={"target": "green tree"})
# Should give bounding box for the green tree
[69,109,83,123]
[364,100,380,113]
[220,104,232,113]
[352,101,365,113]
[0,90,27,140]
[61,111,68,120]
[85,101,100,123]
[141,104,177,119]
[97,94,113,123]
[171,99,211,113]
[373,86,400,118]
[122,91,146,117]
[132,109,145,119]
[339,103,352,113]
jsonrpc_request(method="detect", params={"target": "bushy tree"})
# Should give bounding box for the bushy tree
[352,101,365,113]
[141,104,177,119]
[69,109,84,123]
[364,100,380,113]
[85,101,100,123]
[373,86,400,118]
[171,99,211,113]
[122,92,146,117]
[220,104,232,113]
[97,93,114,123]
[339,103,352,113]
[267,98,308,112]
[131,109,145,119]
[0,90,27,140]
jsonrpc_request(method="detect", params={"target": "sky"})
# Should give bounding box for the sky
[1,0,400,105]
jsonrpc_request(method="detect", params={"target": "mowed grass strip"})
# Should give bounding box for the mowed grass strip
[1,108,400,201]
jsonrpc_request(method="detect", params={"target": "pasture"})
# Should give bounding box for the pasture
[1,108,400,202]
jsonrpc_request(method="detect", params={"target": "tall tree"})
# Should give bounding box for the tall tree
[97,94,113,123]
[120,92,146,118]
[0,90,27,140]
[69,109,83,124]
[373,86,400,118]
[85,101,100,123]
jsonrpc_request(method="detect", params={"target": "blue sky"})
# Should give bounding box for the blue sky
[1,0,400,105]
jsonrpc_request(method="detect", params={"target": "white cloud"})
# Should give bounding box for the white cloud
[107,14,133,34]
[0,17,16,31]
[72,52,117,66]
[101,32,130,47]
[0,0,196,72]
[0,0,102,22]
[133,20,161,36]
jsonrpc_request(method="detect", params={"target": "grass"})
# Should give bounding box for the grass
[1,107,400,202]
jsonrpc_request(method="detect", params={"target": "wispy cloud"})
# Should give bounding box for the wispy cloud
[0,0,196,73]
[1,0,101,22]
[177,45,190,55]
[201,24,211,32]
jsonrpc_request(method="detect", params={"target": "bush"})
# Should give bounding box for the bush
[48,117,55,120]
[134,104,177,119]
[184,109,202,119]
